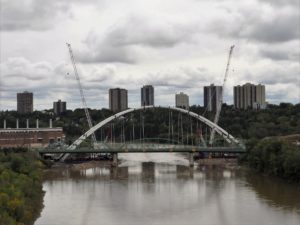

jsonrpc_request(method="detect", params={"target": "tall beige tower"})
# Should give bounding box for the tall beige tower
[234,83,266,109]
[175,92,189,109]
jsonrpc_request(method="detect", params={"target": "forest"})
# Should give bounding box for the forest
[0,149,45,225]
[242,138,300,182]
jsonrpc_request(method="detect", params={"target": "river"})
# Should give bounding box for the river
[35,153,300,225]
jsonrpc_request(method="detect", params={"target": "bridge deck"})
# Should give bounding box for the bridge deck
[38,146,246,154]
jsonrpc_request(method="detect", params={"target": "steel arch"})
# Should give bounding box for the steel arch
[67,105,240,151]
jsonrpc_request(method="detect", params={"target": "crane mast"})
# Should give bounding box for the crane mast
[209,45,234,145]
[66,43,97,144]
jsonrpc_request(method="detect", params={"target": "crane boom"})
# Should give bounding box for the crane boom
[66,43,97,144]
[209,45,234,145]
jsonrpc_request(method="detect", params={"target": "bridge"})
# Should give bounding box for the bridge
[39,105,246,166]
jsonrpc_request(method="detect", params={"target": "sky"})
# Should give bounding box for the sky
[0,0,299,110]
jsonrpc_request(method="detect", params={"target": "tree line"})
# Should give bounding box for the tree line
[0,103,299,143]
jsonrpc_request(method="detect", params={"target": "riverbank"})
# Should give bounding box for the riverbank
[0,150,45,225]
[243,138,300,183]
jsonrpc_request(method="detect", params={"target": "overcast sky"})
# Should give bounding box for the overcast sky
[0,0,299,110]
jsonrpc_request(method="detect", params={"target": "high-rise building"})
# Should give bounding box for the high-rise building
[141,85,154,106]
[53,100,67,114]
[204,84,222,112]
[17,91,33,114]
[234,83,266,109]
[175,92,189,109]
[109,88,128,112]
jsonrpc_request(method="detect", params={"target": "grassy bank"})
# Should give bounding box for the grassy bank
[0,149,45,225]
[241,138,300,182]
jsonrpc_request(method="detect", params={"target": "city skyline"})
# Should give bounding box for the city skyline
[7,82,270,111]
[0,0,299,110]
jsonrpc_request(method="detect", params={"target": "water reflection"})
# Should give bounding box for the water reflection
[36,154,300,225]
[245,172,300,212]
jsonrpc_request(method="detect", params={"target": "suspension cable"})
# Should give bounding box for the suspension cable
[168,108,171,141]
[181,113,183,144]
[177,112,180,144]
[190,116,193,145]
[132,114,135,143]
[171,111,174,144]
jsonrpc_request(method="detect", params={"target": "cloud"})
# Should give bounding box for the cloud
[260,49,299,61]
[1,0,67,31]
[259,0,299,7]
[77,45,136,64]
[210,1,300,43]
[1,58,53,81]
[106,14,194,48]
[241,62,299,85]
[0,0,100,31]
[77,13,197,64]
[142,67,211,88]
[1,0,299,109]
[246,12,299,43]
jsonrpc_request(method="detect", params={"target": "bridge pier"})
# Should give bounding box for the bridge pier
[189,153,194,167]
[112,153,118,167]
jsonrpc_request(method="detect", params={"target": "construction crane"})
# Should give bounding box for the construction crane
[209,45,235,145]
[66,43,97,144]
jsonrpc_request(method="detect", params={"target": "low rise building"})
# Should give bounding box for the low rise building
[53,100,67,114]
[0,119,64,148]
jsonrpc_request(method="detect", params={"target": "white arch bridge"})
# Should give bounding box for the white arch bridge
[39,106,246,163]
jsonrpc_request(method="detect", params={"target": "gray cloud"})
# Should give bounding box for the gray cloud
[0,0,101,31]
[259,0,299,7]
[1,0,68,31]
[77,45,136,64]
[260,48,300,61]
[247,13,299,43]
[1,0,299,109]
[241,63,299,85]
[210,2,300,43]
[141,67,214,89]
[77,14,196,64]
[106,15,194,48]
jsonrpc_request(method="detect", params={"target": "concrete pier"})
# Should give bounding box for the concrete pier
[189,152,194,167]
[112,153,118,167]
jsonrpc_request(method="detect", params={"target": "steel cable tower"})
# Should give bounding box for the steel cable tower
[66,43,97,144]
[209,45,235,145]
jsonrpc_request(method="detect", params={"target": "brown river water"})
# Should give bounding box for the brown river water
[35,153,300,225]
